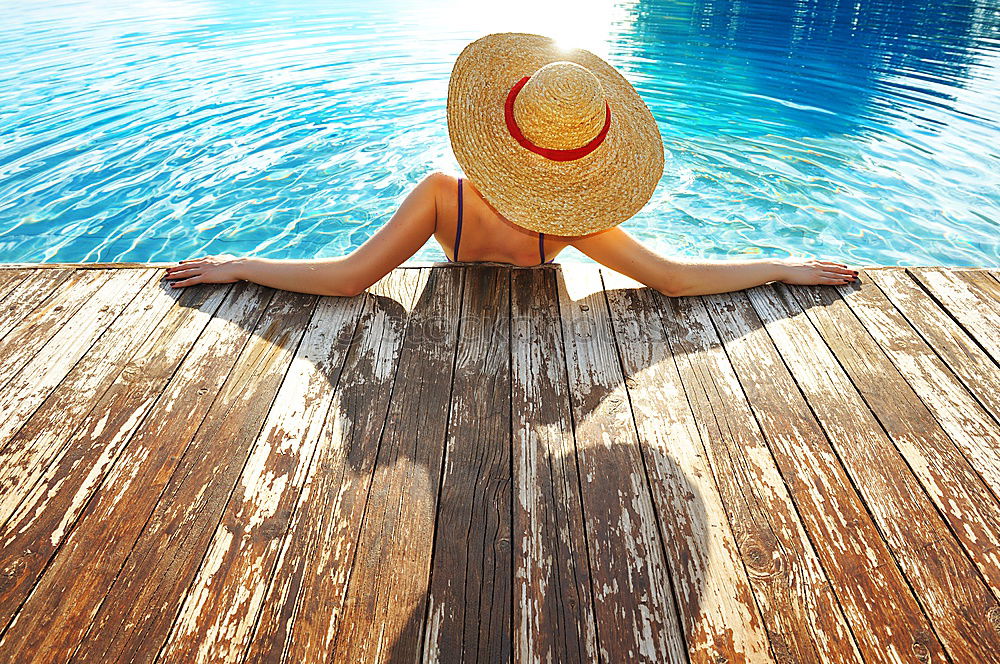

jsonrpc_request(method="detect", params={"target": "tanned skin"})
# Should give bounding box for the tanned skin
[164,172,858,296]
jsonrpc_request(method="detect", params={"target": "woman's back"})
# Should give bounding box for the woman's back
[432,174,566,267]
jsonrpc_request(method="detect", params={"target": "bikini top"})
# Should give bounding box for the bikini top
[447,177,554,266]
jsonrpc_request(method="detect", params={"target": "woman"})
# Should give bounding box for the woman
[164,33,858,296]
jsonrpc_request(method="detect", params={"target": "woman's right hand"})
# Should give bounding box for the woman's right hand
[777,258,858,286]
[163,254,243,288]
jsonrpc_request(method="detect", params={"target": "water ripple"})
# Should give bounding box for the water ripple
[0,0,998,266]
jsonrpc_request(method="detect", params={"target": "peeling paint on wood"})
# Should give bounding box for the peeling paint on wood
[241,268,427,664]
[909,267,1000,364]
[328,267,462,663]
[603,267,851,664]
[556,265,687,663]
[0,265,998,663]
[0,269,159,488]
[511,268,598,664]
[825,274,1000,595]
[0,268,106,390]
[153,291,364,663]
[0,268,76,343]
[748,280,1000,662]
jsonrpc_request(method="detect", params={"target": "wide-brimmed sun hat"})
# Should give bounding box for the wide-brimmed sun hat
[447,32,664,237]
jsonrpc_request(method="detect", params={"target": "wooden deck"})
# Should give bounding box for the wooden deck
[0,263,998,663]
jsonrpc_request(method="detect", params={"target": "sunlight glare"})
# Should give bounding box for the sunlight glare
[427,0,636,58]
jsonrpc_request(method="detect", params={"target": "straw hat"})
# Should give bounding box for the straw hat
[447,32,664,236]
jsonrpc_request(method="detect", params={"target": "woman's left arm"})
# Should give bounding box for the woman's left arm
[164,172,449,296]
[570,227,858,296]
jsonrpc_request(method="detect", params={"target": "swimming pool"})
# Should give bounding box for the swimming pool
[2,0,998,267]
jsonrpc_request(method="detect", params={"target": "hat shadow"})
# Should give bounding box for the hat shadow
[171,262,806,661]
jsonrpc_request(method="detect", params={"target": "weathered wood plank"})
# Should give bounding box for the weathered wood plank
[0,262,174,269]
[748,281,1000,662]
[958,268,1000,302]
[555,265,687,663]
[603,268,857,663]
[0,269,168,526]
[0,263,996,662]
[603,273,781,662]
[0,268,74,342]
[149,291,365,663]
[0,268,156,466]
[909,267,1000,364]
[702,285,948,662]
[240,269,427,663]
[868,269,1000,427]
[0,281,232,648]
[509,268,598,664]
[422,265,512,662]
[0,269,107,392]
[0,283,280,662]
[817,274,1000,593]
[328,267,463,662]
[0,270,29,305]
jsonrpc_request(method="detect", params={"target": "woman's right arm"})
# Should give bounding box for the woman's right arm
[569,227,857,296]
[164,172,450,296]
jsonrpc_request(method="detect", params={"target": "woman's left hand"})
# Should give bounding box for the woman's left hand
[776,258,858,286]
[163,254,242,287]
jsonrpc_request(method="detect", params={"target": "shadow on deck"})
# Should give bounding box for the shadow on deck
[0,262,998,663]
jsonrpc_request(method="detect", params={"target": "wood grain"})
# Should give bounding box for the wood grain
[241,268,427,663]
[704,285,948,662]
[330,267,463,663]
[73,285,352,664]
[0,282,232,651]
[749,280,1000,662]
[154,290,363,663]
[909,267,1000,364]
[867,269,1000,427]
[555,265,686,663]
[422,265,512,663]
[817,273,1000,594]
[0,268,156,456]
[0,264,998,663]
[0,269,168,521]
[0,270,28,305]
[0,268,106,393]
[0,283,276,663]
[610,271,861,664]
[0,268,74,343]
[509,267,598,664]
[604,273,783,663]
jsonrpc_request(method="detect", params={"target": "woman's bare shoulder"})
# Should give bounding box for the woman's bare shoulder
[423,171,461,187]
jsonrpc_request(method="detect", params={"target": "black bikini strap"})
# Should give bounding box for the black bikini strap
[455,177,464,262]
[538,232,545,265]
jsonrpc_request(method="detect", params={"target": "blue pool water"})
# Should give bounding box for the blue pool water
[2,0,999,266]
